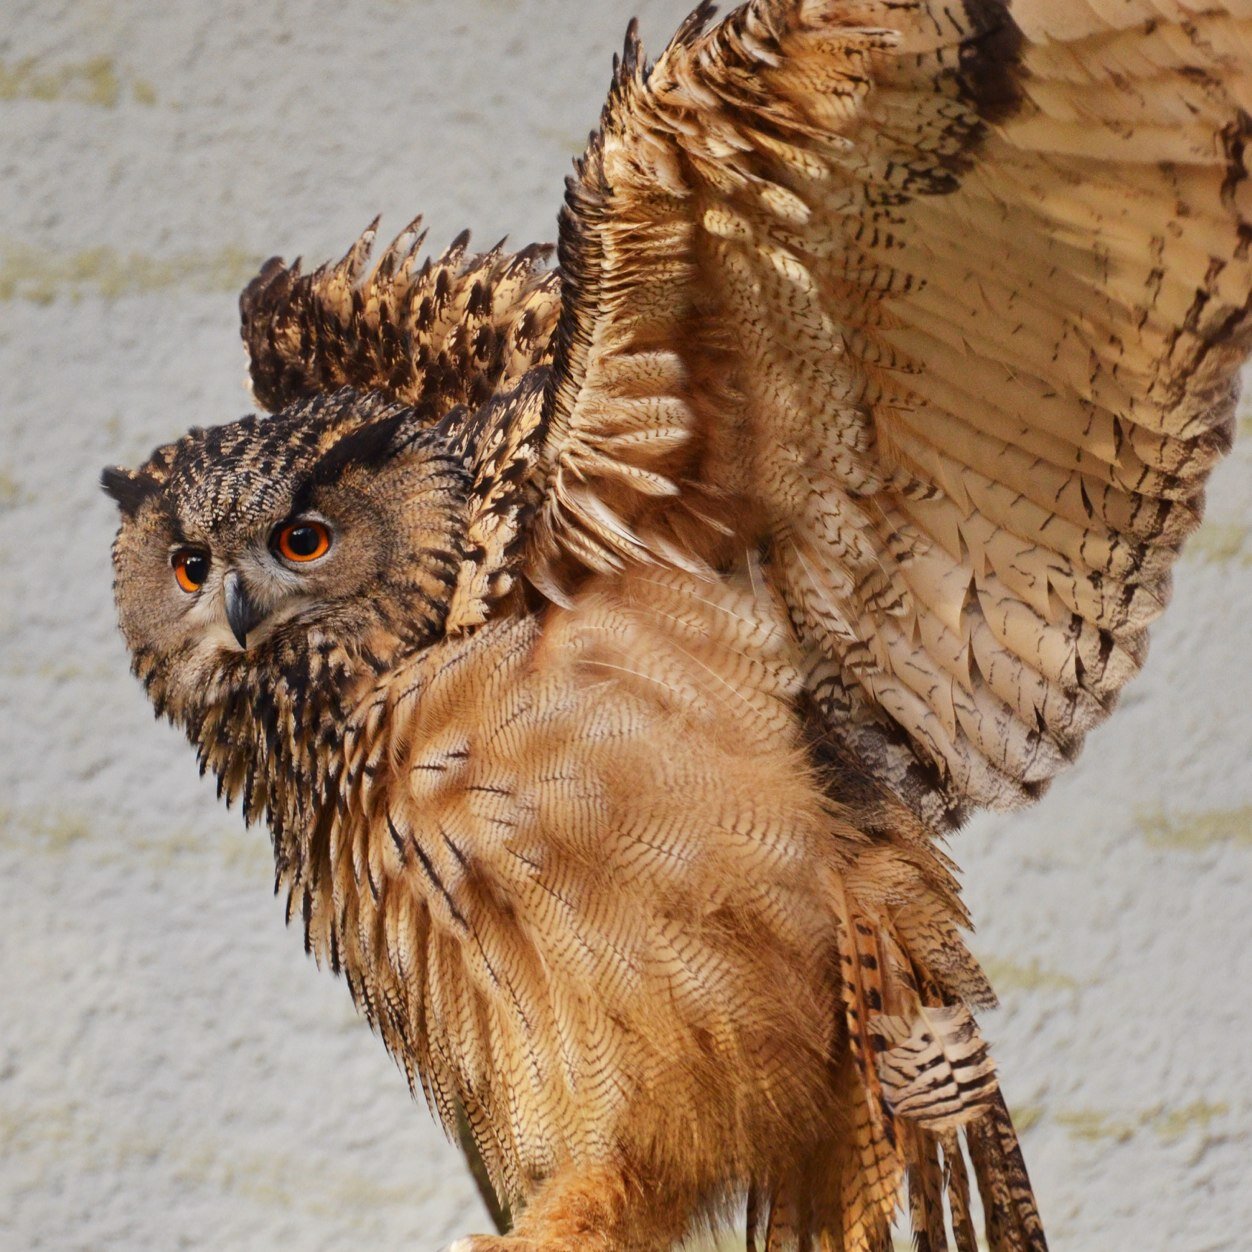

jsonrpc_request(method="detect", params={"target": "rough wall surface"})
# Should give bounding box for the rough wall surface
[1,2,1249,1249]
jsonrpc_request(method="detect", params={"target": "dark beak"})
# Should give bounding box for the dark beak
[224,572,265,649]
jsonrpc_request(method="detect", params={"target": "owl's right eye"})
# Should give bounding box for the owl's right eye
[172,549,210,593]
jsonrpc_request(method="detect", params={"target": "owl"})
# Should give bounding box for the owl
[103,2,1252,1250]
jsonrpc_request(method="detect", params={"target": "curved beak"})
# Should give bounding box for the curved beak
[224,571,265,649]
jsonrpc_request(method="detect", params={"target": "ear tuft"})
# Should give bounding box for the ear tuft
[312,411,411,486]
[101,466,160,518]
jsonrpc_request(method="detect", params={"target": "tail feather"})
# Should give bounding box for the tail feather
[842,1094,901,1250]
[747,1184,763,1252]
[966,1091,1048,1252]
[760,1177,823,1252]
[939,1132,980,1252]
[871,1004,998,1131]
[764,1188,801,1252]
[760,880,1049,1252]
[901,1123,947,1252]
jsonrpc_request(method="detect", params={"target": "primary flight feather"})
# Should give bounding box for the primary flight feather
[105,2,1252,1248]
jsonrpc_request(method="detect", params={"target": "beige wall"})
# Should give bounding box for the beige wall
[1,2,1249,1248]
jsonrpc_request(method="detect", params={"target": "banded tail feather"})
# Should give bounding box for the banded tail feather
[753,886,1047,1250]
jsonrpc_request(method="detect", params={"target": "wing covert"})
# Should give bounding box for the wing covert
[528,0,1252,825]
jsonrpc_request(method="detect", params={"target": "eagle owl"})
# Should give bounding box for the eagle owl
[104,2,1251,1249]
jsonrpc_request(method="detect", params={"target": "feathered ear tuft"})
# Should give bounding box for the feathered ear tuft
[311,410,412,487]
[101,465,161,517]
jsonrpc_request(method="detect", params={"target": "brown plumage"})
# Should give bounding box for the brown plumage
[103,2,1252,1249]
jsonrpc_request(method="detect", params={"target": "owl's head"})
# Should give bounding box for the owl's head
[103,390,468,787]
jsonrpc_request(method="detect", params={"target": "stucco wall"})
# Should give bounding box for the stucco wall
[1,2,1249,1249]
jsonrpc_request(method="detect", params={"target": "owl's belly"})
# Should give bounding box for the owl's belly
[325,563,864,1193]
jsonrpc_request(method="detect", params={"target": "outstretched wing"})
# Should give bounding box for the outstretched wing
[528,0,1252,826]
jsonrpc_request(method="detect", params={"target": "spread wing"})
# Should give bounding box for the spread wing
[527,0,1252,827]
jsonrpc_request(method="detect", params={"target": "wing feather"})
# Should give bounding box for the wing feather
[528,0,1252,824]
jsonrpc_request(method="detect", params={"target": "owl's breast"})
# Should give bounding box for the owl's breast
[314,564,857,1179]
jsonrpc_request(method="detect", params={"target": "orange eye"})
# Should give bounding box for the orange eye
[172,549,210,593]
[274,519,332,563]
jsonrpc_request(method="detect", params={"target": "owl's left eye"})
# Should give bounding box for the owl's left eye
[274,519,332,564]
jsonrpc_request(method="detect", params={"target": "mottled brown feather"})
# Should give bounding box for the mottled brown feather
[103,3,1252,1251]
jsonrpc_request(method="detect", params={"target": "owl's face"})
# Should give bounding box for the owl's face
[104,390,469,740]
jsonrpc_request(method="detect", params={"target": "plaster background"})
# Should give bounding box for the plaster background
[1,2,1249,1249]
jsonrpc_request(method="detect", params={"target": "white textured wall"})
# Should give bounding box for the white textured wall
[1,3,1249,1249]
